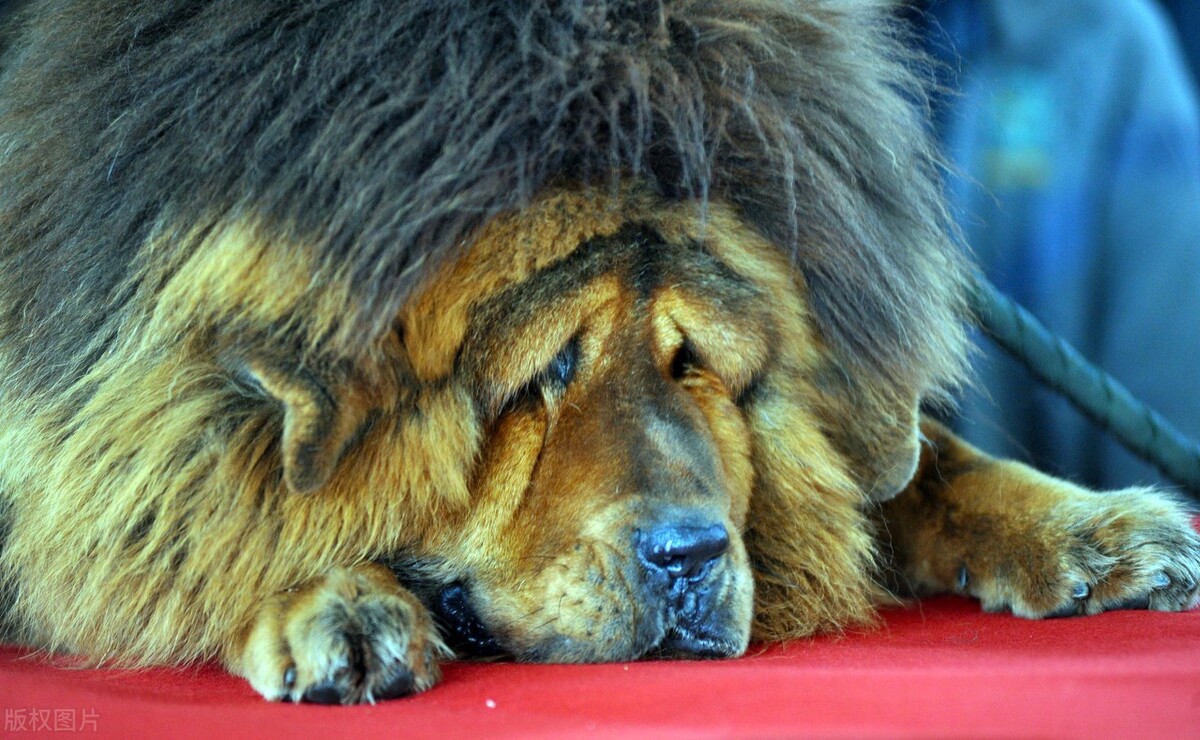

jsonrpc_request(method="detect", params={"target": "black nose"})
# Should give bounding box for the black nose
[637,523,729,580]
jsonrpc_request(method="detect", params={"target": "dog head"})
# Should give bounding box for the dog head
[399,191,770,660]
[215,183,945,661]
[225,187,925,661]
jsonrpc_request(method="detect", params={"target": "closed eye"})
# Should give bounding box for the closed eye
[542,335,579,389]
[669,336,760,407]
[501,336,580,413]
[670,340,703,380]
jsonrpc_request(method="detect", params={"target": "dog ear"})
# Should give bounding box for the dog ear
[838,399,921,503]
[809,363,922,503]
[234,353,375,494]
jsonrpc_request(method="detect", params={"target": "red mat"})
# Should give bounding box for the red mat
[3,596,1199,738]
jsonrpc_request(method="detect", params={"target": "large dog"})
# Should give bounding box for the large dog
[1,0,1197,705]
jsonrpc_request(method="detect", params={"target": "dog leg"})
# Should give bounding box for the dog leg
[229,563,446,703]
[878,420,1200,617]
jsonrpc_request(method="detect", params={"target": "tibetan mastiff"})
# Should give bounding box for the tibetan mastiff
[1,0,1197,704]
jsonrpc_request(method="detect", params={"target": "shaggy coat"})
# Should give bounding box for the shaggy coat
[6,0,1193,708]
[0,0,966,663]
[0,0,968,397]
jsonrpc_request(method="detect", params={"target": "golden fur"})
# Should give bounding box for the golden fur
[4,186,1198,704]
[1,0,1198,706]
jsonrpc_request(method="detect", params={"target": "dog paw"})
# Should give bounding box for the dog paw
[236,564,447,704]
[959,485,1200,618]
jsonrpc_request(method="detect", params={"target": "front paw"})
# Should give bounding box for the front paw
[959,481,1200,618]
[236,564,447,704]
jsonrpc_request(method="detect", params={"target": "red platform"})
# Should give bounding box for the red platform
[3,596,1199,738]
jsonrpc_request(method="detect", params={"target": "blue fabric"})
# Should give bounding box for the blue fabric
[1160,1,1200,85]
[925,0,1200,489]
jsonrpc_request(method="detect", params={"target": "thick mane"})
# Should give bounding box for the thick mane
[0,0,967,399]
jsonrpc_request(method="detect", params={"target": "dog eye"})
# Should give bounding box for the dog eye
[542,336,579,389]
[670,340,703,380]
[503,337,579,413]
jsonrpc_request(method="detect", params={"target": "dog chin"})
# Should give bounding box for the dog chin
[432,577,751,663]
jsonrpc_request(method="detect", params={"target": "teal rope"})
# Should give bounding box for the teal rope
[968,275,1200,497]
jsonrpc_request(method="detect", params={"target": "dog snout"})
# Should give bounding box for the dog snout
[636,522,729,581]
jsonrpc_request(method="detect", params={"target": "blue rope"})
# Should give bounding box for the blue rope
[968,275,1200,497]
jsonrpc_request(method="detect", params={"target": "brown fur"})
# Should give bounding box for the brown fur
[0,0,1198,706]
[880,421,1200,617]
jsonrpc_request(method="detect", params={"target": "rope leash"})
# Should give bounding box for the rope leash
[968,275,1200,498]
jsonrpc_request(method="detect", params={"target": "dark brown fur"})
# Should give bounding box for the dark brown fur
[0,0,967,403]
[0,0,1197,706]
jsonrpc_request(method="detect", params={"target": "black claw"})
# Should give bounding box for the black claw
[283,665,297,691]
[956,566,969,593]
[1152,573,1171,589]
[1071,582,1091,600]
[374,667,417,701]
[302,682,344,705]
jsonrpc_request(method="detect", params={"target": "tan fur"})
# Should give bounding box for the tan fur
[236,563,446,703]
[3,187,1198,705]
[880,421,1200,617]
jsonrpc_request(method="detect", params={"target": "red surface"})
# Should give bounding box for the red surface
[3,596,1200,738]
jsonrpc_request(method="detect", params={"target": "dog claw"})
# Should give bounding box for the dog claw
[1044,582,1091,617]
[1152,572,1171,589]
[373,667,417,701]
[956,565,969,592]
[283,665,296,691]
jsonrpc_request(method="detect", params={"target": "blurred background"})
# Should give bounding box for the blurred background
[905,0,1200,494]
[1163,1,1199,79]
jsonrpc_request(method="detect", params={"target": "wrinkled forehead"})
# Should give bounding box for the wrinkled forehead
[400,187,815,382]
